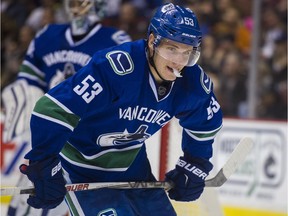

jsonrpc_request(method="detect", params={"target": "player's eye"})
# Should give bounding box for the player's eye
[166,46,177,53]
[183,50,192,56]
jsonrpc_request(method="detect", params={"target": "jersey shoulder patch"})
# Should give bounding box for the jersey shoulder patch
[199,66,212,94]
[106,50,134,75]
[111,30,132,44]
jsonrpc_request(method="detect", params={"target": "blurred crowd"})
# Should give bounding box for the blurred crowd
[1,0,287,120]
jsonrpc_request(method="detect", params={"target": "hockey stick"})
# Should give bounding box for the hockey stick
[0,137,253,196]
[204,136,253,187]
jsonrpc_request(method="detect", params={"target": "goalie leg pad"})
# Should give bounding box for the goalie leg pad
[2,79,44,142]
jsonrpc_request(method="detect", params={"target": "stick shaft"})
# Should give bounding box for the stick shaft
[1,137,253,196]
[205,137,254,187]
[1,182,172,196]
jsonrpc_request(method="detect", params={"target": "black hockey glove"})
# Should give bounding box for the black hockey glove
[165,155,213,202]
[19,155,66,209]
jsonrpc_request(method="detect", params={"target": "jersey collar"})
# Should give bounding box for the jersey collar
[65,23,102,47]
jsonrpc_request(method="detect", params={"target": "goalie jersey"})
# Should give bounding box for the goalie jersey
[18,23,131,91]
[25,40,223,183]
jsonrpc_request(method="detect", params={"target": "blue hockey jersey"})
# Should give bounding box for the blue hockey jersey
[26,40,223,183]
[18,23,131,92]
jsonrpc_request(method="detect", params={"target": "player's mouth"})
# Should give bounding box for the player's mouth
[167,66,174,73]
[167,66,182,77]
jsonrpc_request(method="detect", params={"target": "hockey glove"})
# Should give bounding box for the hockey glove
[165,155,213,202]
[19,156,66,209]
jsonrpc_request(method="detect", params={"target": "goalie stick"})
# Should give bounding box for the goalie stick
[0,137,253,196]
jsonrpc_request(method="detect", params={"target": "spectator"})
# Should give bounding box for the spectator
[25,0,66,32]
[116,1,148,39]
[218,51,247,117]
[1,0,287,120]
[261,8,286,59]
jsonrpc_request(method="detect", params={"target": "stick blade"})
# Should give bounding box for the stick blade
[0,186,34,196]
[0,187,20,196]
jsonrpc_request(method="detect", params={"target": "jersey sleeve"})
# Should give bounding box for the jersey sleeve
[17,25,51,92]
[25,53,114,161]
[176,67,223,160]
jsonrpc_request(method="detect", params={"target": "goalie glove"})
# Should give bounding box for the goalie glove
[20,155,66,209]
[165,155,213,202]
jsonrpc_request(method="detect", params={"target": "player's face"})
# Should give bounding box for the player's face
[148,34,193,82]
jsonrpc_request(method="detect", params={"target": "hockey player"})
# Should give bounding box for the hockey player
[3,0,131,215]
[18,3,223,216]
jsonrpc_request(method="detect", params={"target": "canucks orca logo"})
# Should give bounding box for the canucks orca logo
[49,62,76,89]
[97,125,150,147]
[106,50,134,75]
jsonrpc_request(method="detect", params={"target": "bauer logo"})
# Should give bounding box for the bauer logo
[161,3,174,13]
[51,162,62,176]
[98,208,117,216]
[106,50,134,75]
[177,158,208,180]
[182,33,196,38]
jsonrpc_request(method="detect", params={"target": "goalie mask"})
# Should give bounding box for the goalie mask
[64,0,107,36]
[148,3,201,67]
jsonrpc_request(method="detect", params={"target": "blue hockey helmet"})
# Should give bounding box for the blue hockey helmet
[148,3,202,47]
[148,3,202,67]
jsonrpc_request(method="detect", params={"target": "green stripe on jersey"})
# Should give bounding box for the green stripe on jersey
[20,64,44,81]
[61,143,141,169]
[192,128,220,138]
[65,194,80,216]
[185,125,222,141]
[34,95,80,128]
